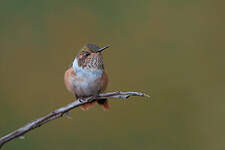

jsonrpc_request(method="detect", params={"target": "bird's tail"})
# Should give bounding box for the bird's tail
[80,99,110,110]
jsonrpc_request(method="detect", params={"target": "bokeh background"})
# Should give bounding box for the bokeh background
[1,0,225,150]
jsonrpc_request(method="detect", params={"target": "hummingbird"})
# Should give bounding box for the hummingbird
[64,44,110,110]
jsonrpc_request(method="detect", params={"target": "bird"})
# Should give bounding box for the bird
[64,43,110,110]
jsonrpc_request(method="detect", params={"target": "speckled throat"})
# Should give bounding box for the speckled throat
[77,54,104,70]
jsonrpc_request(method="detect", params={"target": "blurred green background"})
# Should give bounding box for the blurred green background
[0,0,225,150]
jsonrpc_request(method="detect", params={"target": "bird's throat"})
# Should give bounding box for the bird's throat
[73,58,103,79]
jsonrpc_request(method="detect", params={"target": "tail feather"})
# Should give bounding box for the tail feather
[80,101,97,110]
[80,99,109,110]
[97,99,110,110]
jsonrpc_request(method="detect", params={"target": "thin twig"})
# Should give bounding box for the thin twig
[0,91,150,148]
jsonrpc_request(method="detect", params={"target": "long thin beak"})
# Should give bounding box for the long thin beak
[97,45,110,52]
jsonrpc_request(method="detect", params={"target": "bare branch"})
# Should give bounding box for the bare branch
[0,91,150,148]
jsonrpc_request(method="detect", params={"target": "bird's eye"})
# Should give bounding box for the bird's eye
[84,52,90,57]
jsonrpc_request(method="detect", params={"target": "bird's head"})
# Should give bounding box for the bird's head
[73,44,110,72]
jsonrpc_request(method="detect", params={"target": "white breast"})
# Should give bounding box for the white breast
[72,58,103,97]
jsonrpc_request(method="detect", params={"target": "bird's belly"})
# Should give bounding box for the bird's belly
[72,77,101,98]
